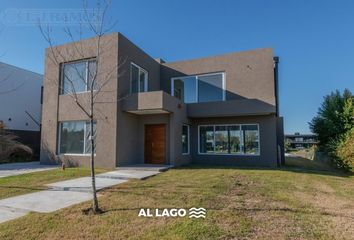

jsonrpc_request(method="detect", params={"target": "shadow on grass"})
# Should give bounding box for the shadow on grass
[171,157,352,178]
[102,206,354,219]
[102,206,301,214]
[0,186,47,192]
[282,156,352,177]
[0,186,48,194]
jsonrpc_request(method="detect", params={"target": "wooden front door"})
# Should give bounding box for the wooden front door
[145,124,166,164]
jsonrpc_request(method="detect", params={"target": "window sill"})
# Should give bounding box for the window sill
[197,153,260,156]
[58,153,96,156]
[59,90,98,96]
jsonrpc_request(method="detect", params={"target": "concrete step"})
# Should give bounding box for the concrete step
[117,164,173,172]
[96,170,160,180]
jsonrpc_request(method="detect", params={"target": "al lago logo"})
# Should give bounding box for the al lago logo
[138,207,206,218]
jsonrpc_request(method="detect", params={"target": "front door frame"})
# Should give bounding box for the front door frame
[144,123,167,164]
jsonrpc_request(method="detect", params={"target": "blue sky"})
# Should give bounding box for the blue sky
[0,0,353,134]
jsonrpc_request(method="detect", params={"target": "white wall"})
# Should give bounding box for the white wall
[0,62,43,131]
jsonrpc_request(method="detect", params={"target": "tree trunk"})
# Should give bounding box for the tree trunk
[90,99,99,212]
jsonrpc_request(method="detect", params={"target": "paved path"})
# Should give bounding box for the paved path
[0,168,164,224]
[0,161,58,178]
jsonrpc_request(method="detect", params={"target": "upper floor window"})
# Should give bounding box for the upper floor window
[131,62,148,93]
[60,59,97,95]
[171,72,225,103]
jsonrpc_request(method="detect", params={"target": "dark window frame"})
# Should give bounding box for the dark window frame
[182,124,190,155]
[59,58,97,95]
[57,120,97,155]
[171,72,225,103]
[198,124,260,156]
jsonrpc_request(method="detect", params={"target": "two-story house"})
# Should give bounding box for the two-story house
[40,33,284,168]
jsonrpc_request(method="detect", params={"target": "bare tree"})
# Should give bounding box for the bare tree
[39,0,122,213]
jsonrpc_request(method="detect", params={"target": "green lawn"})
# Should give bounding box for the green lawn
[0,168,107,199]
[0,158,353,239]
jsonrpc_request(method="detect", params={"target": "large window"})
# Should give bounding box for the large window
[182,125,190,154]
[199,126,214,153]
[172,72,225,103]
[242,125,260,155]
[131,63,148,93]
[199,124,259,155]
[58,121,96,155]
[215,126,229,154]
[60,59,97,95]
[229,126,242,154]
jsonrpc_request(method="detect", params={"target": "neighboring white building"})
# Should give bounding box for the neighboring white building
[0,62,43,131]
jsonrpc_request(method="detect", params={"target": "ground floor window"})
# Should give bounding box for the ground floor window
[182,125,190,154]
[58,121,96,155]
[199,124,260,155]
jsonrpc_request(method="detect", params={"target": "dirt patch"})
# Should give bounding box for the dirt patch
[213,175,315,239]
[315,182,336,193]
[294,185,354,240]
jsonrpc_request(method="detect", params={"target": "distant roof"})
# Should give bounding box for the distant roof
[285,134,317,137]
[0,61,43,76]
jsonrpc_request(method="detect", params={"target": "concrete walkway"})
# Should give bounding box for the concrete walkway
[0,168,165,224]
[0,161,58,178]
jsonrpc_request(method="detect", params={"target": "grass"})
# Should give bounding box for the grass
[0,158,353,239]
[287,147,316,160]
[0,168,107,199]
[285,155,334,171]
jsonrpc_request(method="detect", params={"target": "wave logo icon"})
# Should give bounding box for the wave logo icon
[188,207,206,218]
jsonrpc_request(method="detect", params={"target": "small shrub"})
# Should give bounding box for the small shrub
[0,129,33,163]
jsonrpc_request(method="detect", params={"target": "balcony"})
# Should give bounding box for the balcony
[122,91,276,117]
[122,91,181,115]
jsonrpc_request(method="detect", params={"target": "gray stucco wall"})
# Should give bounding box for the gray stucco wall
[160,48,276,106]
[118,94,191,166]
[40,34,119,168]
[117,33,160,97]
[116,33,162,166]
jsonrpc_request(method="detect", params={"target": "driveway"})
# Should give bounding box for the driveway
[0,161,58,178]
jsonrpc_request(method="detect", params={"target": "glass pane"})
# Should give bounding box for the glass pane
[242,125,259,155]
[173,79,183,100]
[139,70,146,92]
[62,61,87,94]
[131,64,139,93]
[87,60,98,91]
[59,121,85,154]
[199,126,214,153]
[182,125,189,154]
[215,126,228,154]
[198,73,223,102]
[85,122,97,154]
[229,125,241,154]
[174,77,197,103]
